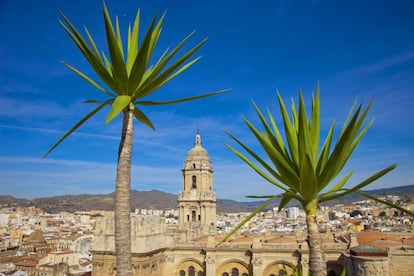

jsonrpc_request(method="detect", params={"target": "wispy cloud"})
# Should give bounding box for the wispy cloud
[319,49,414,133]
[0,156,182,199]
[0,124,119,140]
[0,79,41,95]
[0,96,68,118]
[334,50,414,79]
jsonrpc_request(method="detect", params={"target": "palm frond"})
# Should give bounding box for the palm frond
[277,92,300,168]
[355,190,414,216]
[133,107,155,130]
[61,61,115,97]
[216,195,279,247]
[58,12,119,93]
[42,99,112,158]
[319,164,397,202]
[136,89,229,106]
[102,3,128,91]
[126,9,140,74]
[105,95,132,124]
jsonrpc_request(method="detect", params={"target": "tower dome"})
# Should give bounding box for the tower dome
[186,133,209,160]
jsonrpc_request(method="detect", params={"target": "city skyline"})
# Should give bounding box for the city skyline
[1,0,414,201]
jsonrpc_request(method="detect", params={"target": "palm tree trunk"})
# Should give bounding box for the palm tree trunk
[115,107,134,276]
[306,214,327,276]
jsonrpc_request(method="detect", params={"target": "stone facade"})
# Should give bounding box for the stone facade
[178,133,216,235]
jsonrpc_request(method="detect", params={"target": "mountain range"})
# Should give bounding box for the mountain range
[1,185,413,214]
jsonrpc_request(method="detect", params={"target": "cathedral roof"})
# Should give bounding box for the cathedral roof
[186,133,209,160]
[367,238,400,250]
[264,235,296,244]
[356,231,396,245]
[228,236,253,244]
[350,245,387,257]
[403,236,414,246]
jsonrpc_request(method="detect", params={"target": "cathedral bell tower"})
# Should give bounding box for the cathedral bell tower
[178,132,216,233]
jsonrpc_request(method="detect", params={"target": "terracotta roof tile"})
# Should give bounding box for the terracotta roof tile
[356,231,395,245]
[229,236,253,244]
[265,235,296,244]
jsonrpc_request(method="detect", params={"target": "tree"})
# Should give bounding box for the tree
[350,210,363,217]
[42,4,226,275]
[220,84,413,276]
[378,211,387,217]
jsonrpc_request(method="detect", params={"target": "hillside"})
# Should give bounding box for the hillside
[1,185,413,213]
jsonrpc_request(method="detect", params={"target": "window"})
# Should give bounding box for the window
[192,211,197,221]
[192,176,197,189]
[278,270,284,276]
[222,273,229,276]
[328,270,336,276]
[193,163,196,169]
[189,266,195,276]
[231,268,239,276]
[180,270,185,276]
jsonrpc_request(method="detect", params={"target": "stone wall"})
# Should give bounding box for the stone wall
[388,247,414,276]
[92,242,348,275]
[93,214,168,253]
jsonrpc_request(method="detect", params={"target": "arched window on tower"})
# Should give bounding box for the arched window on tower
[231,268,239,276]
[188,266,195,276]
[179,270,185,276]
[192,176,197,189]
[192,211,196,221]
[193,163,196,169]
[328,270,336,276]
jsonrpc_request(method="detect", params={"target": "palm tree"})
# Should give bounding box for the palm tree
[42,4,226,275]
[220,84,413,276]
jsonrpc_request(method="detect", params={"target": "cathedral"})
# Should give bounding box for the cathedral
[91,133,414,276]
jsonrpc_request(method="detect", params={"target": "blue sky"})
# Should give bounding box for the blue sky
[1,0,414,201]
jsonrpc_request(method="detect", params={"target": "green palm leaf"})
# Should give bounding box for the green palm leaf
[136,89,229,106]
[133,107,155,130]
[61,61,115,97]
[105,95,132,124]
[319,164,397,202]
[58,12,119,93]
[103,5,128,92]
[126,9,140,74]
[42,99,112,158]
[310,84,320,162]
[354,190,414,216]
[216,195,279,247]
